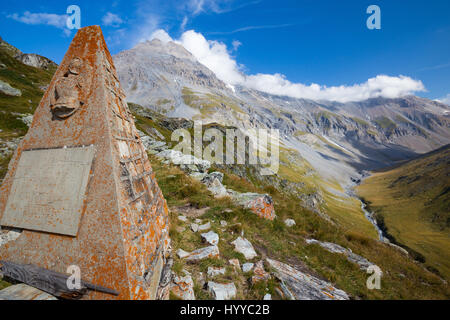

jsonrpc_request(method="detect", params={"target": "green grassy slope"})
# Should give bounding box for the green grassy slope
[151,152,449,299]
[357,145,450,279]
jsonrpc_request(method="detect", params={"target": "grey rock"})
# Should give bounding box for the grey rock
[176,248,190,259]
[242,263,254,273]
[305,239,374,271]
[190,223,199,232]
[266,258,349,300]
[231,237,257,260]
[201,231,219,245]
[207,267,226,277]
[15,53,57,70]
[263,293,272,300]
[171,275,195,300]
[207,282,237,300]
[184,245,220,261]
[0,80,21,96]
[198,222,211,231]
[284,219,296,227]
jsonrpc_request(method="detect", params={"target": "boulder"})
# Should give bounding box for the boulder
[251,260,270,284]
[190,223,199,232]
[266,258,349,300]
[0,80,21,97]
[207,267,226,277]
[242,263,254,273]
[230,192,276,220]
[263,293,272,300]
[228,259,241,270]
[202,171,224,185]
[182,245,220,262]
[176,248,190,259]
[156,149,210,173]
[207,282,237,300]
[231,237,257,260]
[201,231,219,246]
[206,178,228,198]
[171,275,195,300]
[284,219,296,227]
[198,222,211,231]
[178,215,188,222]
[189,172,207,181]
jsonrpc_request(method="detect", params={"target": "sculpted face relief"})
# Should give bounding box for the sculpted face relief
[50,57,91,120]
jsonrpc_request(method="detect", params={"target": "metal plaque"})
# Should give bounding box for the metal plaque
[1,146,95,236]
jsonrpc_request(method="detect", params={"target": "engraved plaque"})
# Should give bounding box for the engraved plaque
[1,146,95,236]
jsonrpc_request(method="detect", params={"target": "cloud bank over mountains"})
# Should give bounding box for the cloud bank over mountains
[150,29,426,103]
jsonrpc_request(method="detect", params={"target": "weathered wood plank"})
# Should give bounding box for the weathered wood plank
[0,283,57,300]
[0,261,119,299]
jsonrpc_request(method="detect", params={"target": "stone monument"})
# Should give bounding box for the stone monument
[0,26,171,300]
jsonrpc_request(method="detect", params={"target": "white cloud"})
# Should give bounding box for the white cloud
[243,73,425,102]
[149,29,174,43]
[8,11,67,29]
[178,30,245,84]
[436,94,450,105]
[232,40,242,51]
[186,0,261,15]
[102,12,124,27]
[156,29,425,102]
[180,16,189,31]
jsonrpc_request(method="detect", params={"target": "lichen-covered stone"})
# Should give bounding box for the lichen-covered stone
[207,282,237,300]
[230,192,276,220]
[266,258,349,300]
[250,260,270,284]
[171,275,195,300]
[181,245,220,262]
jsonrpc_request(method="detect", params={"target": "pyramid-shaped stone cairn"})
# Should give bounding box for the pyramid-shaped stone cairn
[0,26,171,299]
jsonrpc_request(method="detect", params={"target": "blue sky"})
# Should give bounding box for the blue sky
[1,0,449,103]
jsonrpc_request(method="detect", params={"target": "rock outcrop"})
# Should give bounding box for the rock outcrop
[15,53,57,70]
[266,258,349,300]
[177,245,220,262]
[305,239,374,271]
[0,80,21,96]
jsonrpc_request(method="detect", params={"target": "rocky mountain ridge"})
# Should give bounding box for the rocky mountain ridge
[113,39,450,187]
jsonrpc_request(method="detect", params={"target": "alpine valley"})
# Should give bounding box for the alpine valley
[0,34,449,300]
